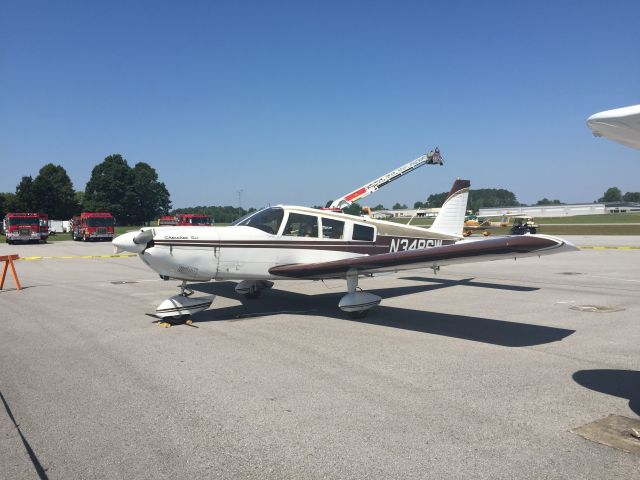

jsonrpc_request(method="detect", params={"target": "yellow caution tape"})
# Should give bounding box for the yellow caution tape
[578,246,640,250]
[16,254,137,261]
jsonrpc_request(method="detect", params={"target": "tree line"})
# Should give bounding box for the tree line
[0,154,170,225]
[2,158,637,226]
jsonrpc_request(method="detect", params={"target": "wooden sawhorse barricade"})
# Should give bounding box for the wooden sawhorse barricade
[0,254,21,291]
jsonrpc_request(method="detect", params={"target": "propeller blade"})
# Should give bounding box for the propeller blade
[112,229,155,254]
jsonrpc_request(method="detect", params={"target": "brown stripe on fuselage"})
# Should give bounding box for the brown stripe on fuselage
[152,235,456,255]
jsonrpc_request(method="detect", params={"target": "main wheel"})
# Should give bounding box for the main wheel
[529,227,537,234]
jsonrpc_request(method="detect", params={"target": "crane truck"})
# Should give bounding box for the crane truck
[329,148,443,210]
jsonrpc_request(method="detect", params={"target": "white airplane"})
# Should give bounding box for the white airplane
[113,179,577,320]
[587,104,640,149]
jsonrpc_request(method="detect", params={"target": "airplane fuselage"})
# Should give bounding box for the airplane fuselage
[135,205,458,282]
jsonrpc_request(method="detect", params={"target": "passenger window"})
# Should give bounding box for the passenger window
[352,224,374,241]
[283,213,318,238]
[321,218,345,239]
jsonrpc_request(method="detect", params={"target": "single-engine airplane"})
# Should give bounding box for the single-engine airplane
[463,214,511,237]
[113,179,577,320]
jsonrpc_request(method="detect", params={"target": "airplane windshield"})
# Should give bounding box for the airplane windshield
[233,207,284,234]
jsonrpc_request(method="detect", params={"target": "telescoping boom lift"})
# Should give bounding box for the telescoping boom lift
[329,148,443,210]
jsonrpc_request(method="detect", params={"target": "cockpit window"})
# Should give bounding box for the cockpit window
[283,213,318,238]
[321,217,344,239]
[230,211,256,225]
[233,207,284,234]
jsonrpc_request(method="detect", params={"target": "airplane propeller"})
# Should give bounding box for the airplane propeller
[113,229,155,254]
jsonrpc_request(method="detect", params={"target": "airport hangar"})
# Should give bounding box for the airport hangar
[478,202,639,217]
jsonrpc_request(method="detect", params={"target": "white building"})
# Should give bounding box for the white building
[479,204,606,218]
[374,208,440,219]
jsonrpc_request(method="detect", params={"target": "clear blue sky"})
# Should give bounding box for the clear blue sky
[1,0,639,209]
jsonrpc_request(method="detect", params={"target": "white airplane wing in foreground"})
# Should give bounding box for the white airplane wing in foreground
[587,104,640,149]
[270,234,576,279]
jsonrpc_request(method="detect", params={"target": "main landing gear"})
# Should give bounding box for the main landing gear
[338,270,381,319]
[235,280,274,299]
[155,280,215,321]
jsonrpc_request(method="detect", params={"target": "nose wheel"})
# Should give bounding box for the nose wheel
[154,280,215,322]
[179,280,194,297]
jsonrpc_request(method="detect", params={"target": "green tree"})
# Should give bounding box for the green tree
[0,193,15,220]
[413,201,425,209]
[426,191,448,208]
[425,188,519,212]
[536,198,562,206]
[84,154,135,222]
[468,189,518,212]
[31,164,80,218]
[75,191,84,208]
[392,203,408,210]
[15,176,36,211]
[84,154,172,224]
[342,202,362,216]
[372,204,385,211]
[622,191,640,202]
[131,162,171,225]
[598,187,623,203]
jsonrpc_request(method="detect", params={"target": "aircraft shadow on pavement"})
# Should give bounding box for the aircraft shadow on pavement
[572,369,640,416]
[188,281,573,348]
[400,276,539,292]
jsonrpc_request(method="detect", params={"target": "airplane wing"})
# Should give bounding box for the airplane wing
[269,234,576,279]
[587,104,640,149]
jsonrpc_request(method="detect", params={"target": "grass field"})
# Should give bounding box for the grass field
[387,213,640,235]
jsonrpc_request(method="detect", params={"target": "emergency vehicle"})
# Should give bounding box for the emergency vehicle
[3,212,49,244]
[70,212,115,241]
[157,215,178,226]
[175,213,213,226]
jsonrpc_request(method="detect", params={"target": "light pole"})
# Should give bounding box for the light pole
[237,189,244,211]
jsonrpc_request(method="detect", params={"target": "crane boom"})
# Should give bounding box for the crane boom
[329,148,443,209]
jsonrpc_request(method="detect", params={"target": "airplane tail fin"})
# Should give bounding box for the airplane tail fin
[429,179,470,238]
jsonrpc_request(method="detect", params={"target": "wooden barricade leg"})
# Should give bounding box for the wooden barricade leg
[0,254,21,291]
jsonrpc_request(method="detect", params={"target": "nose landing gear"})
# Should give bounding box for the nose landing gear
[155,280,215,321]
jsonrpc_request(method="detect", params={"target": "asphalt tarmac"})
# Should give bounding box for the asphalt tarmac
[1,236,639,479]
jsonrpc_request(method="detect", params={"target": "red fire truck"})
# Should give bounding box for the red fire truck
[3,212,49,244]
[70,212,115,241]
[175,213,213,226]
[157,215,178,226]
